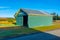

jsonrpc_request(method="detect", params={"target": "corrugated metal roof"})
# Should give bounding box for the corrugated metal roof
[20,8,50,15]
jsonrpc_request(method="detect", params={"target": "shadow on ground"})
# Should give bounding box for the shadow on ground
[0,26,60,40]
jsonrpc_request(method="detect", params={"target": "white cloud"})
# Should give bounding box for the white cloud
[0,9,16,17]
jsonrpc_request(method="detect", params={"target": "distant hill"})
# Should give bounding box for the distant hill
[0,17,16,24]
[0,17,15,21]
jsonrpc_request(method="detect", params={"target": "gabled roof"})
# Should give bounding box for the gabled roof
[14,8,52,17]
[20,8,48,14]
[14,9,20,17]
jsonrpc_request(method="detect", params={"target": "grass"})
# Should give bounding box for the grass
[0,20,60,39]
[33,25,60,32]
[0,27,39,39]
[0,24,19,28]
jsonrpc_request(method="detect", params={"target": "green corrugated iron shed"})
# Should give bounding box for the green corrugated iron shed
[14,8,53,28]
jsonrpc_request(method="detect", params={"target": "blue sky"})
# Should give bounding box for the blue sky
[0,0,59,17]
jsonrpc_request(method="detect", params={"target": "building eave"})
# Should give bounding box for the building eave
[14,9,21,17]
[28,14,53,16]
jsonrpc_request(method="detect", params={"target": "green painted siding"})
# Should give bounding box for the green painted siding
[28,16,53,28]
[16,16,23,26]
[16,12,53,28]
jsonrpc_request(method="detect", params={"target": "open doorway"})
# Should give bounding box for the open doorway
[23,15,28,27]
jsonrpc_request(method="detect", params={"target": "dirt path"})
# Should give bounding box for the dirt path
[46,29,60,37]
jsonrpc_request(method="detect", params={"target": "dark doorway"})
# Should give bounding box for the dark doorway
[23,15,28,27]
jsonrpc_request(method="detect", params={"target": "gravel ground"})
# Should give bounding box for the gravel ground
[46,29,60,37]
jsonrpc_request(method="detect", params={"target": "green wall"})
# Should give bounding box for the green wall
[16,16,23,26]
[16,14,53,28]
[28,15,53,28]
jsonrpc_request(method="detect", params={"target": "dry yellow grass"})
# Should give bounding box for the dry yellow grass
[0,18,16,24]
[33,20,60,31]
[0,21,12,24]
[0,20,60,32]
